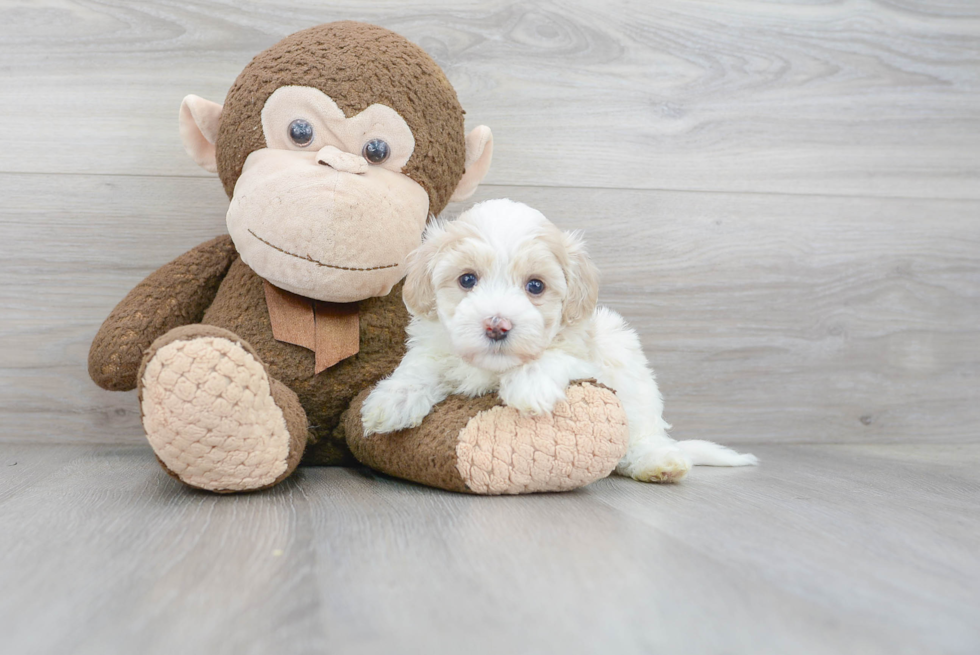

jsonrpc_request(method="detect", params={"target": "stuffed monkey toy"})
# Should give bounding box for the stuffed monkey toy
[89,22,629,494]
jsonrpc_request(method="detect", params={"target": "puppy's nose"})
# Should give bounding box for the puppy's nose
[484,316,512,342]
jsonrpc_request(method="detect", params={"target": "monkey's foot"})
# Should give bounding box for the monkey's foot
[346,380,629,495]
[138,325,307,493]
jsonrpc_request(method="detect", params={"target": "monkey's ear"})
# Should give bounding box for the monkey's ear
[450,126,493,203]
[179,95,223,173]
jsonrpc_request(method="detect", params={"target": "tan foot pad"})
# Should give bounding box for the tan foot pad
[456,382,629,494]
[140,336,291,492]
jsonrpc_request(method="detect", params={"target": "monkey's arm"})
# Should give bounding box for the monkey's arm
[89,234,238,391]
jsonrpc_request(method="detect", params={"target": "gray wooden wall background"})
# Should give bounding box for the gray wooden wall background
[1,0,977,447]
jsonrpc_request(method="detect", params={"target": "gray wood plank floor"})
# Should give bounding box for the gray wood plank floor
[1,1,978,653]
[1,442,978,655]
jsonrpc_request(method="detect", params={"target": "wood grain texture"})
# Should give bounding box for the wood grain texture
[0,0,977,197]
[2,173,976,445]
[0,442,977,655]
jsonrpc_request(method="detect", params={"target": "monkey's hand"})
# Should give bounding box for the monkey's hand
[361,378,440,436]
[88,235,238,392]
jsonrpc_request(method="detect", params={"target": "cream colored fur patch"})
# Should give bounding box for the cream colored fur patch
[455,383,629,495]
[140,336,290,491]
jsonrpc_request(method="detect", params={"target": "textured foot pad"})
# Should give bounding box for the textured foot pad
[140,336,291,492]
[455,382,629,494]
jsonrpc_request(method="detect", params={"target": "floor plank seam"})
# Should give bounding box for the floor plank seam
[0,170,977,203]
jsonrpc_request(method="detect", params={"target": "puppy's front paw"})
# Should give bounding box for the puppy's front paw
[498,378,567,415]
[360,381,434,436]
[621,446,692,483]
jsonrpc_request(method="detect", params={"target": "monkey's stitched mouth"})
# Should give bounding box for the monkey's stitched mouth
[248,229,399,271]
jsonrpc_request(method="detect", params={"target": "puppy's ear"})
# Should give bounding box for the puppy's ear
[402,224,444,318]
[560,231,600,326]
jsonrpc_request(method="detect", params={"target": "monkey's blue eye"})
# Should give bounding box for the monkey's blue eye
[525,279,545,295]
[362,138,390,164]
[288,119,314,147]
[458,273,478,290]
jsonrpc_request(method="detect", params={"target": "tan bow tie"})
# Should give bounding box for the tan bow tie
[263,281,360,374]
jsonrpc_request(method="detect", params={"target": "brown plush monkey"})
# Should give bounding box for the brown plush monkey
[89,22,629,494]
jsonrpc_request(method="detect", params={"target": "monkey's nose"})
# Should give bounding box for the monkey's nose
[483,316,512,342]
[316,145,368,175]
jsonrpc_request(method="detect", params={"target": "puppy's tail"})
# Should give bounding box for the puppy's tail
[676,440,759,467]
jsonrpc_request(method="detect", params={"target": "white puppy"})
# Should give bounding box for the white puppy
[361,199,757,482]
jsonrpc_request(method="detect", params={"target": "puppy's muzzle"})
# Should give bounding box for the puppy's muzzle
[483,316,512,342]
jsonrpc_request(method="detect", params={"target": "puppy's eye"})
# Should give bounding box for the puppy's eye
[525,279,545,295]
[288,119,314,147]
[362,138,391,164]
[458,273,478,290]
